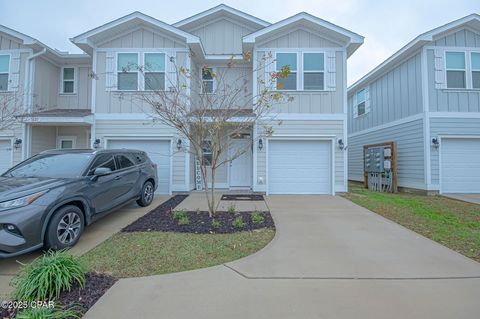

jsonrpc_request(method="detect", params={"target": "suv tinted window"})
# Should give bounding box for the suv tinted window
[116,154,135,169]
[88,154,116,175]
[133,152,147,164]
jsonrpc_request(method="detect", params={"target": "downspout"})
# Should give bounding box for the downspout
[25,48,47,112]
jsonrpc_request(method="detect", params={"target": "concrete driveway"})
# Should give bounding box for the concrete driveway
[443,193,480,205]
[82,195,480,318]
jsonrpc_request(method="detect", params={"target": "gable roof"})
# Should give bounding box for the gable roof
[71,11,204,56]
[173,4,270,30]
[348,13,480,94]
[242,12,364,57]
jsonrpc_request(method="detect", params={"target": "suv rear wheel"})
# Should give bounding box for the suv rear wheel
[45,205,85,250]
[136,181,154,207]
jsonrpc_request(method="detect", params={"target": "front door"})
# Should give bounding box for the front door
[229,139,252,188]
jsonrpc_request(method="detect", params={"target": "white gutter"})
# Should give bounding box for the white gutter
[24,48,47,112]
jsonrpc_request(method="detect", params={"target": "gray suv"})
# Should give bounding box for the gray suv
[0,149,158,258]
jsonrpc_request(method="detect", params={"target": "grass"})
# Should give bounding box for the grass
[342,183,480,262]
[82,229,274,278]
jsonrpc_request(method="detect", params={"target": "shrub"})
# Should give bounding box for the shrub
[16,306,80,319]
[233,216,246,229]
[227,204,236,214]
[178,216,190,225]
[12,250,87,302]
[172,209,187,221]
[211,219,221,229]
[251,211,265,225]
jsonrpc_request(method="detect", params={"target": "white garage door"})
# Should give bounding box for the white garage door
[0,139,12,175]
[107,139,171,194]
[268,140,332,194]
[441,138,480,193]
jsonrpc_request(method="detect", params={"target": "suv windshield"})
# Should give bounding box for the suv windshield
[4,153,94,178]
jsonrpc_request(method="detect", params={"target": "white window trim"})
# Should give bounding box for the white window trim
[444,49,480,90]
[143,52,167,92]
[200,66,216,95]
[302,51,326,91]
[116,52,140,91]
[60,66,77,95]
[470,51,480,89]
[57,136,77,149]
[0,53,10,92]
[274,52,298,92]
[354,88,368,118]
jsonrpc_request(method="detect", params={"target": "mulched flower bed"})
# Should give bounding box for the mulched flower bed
[122,194,188,232]
[0,272,117,319]
[123,209,275,234]
[221,194,265,201]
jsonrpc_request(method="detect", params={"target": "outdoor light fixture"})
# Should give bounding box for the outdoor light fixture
[338,139,346,150]
[432,137,439,149]
[258,139,263,150]
[13,138,22,150]
[177,139,183,150]
[93,138,101,149]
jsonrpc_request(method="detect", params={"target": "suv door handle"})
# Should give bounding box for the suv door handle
[114,176,122,180]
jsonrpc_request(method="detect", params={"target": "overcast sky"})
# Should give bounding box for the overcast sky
[0,0,478,85]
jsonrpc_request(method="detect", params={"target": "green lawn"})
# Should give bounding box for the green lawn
[342,183,480,262]
[82,229,274,278]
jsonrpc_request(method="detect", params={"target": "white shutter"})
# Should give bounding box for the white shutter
[264,52,276,90]
[325,51,336,91]
[166,50,177,92]
[365,86,371,114]
[352,92,358,118]
[434,49,446,89]
[105,52,117,91]
[8,52,20,91]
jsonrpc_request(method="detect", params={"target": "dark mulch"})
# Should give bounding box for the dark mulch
[0,272,116,318]
[123,209,275,234]
[121,194,188,232]
[221,194,264,201]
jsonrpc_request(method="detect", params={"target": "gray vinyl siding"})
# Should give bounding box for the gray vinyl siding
[30,126,56,155]
[429,117,480,185]
[188,19,256,55]
[57,126,90,148]
[433,28,480,47]
[256,50,345,114]
[0,34,27,50]
[258,29,340,48]
[99,28,186,48]
[95,120,187,191]
[57,66,92,109]
[348,52,423,134]
[255,120,345,192]
[348,118,426,190]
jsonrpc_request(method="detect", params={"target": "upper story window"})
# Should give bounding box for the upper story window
[62,67,75,93]
[201,140,212,166]
[276,53,297,90]
[356,89,366,116]
[303,53,325,90]
[117,53,139,90]
[0,55,10,91]
[144,53,165,91]
[201,67,215,94]
[472,52,480,89]
[445,52,466,89]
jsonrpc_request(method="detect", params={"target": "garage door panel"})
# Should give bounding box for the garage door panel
[0,140,12,175]
[441,138,480,193]
[268,140,332,194]
[107,139,171,194]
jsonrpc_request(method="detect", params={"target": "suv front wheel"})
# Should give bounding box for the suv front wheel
[45,205,85,250]
[137,181,154,207]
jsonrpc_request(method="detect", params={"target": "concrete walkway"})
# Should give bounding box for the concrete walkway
[83,195,480,318]
[443,193,480,205]
[0,195,169,300]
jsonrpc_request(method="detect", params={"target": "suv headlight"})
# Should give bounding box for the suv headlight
[0,191,48,210]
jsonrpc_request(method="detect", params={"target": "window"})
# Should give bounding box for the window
[303,53,324,90]
[116,154,135,169]
[117,53,139,90]
[57,137,76,149]
[201,67,214,94]
[445,52,466,89]
[276,53,297,90]
[472,52,480,89]
[144,53,165,91]
[62,67,75,93]
[201,140,212,166]
[0,55,9,91]
[356,89,366,116]
[88,154,116,175]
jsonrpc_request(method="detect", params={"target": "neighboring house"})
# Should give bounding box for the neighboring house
[0,4,364,195]
[348,14,480,194]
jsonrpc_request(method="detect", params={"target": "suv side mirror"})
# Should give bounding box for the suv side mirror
[94,167,112,176]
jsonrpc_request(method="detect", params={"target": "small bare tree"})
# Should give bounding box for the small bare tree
[130,51,291,216]
[0,92,24,131]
